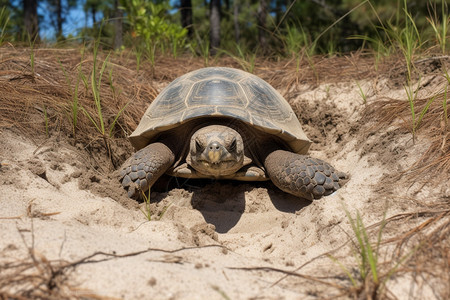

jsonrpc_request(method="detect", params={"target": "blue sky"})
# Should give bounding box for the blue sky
[37,0,180,40]
[38,0,95,40]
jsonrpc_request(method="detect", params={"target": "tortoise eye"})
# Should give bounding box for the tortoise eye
[195,140,204,152]
[229,138,237,152]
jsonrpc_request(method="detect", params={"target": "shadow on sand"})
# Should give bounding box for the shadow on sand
[189,181,311,233]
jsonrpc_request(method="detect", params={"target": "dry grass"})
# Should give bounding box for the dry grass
[361,56,449,179]
[0,46,158,142]
[368,89,449,176]
[360,206,450,299]
[383,205,450,300]
[0,249,108,300]
[0,46,385,140]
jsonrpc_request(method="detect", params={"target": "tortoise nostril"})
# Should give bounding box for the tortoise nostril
[209,142,221,151]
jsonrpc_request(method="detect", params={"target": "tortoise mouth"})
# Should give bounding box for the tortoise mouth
[195,157,243,176]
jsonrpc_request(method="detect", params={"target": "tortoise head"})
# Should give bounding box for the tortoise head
[189,125,244,176]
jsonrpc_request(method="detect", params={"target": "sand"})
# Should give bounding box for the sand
[0,67,448,299]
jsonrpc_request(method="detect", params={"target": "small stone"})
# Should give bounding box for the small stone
[195,263,203,269]
[148,277,157,286]
[71,170,82,178]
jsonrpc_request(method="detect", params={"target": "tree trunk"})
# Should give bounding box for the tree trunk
[92,6,97,25]
[257,0,268,52]
[113,0,123,50]
[210,0,221,55]
[56,0,63,40]
[233,0,239,43]
[180,0,193,37]
[23,0,39,42]
[204,0,209,18]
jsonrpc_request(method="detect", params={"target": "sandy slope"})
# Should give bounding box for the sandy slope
[0,74,447,299]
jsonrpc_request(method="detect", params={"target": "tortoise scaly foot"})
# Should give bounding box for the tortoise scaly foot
[119,143,175,198]
[265,150,348,200]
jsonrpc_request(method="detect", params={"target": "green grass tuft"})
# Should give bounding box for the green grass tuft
[329,207,386,291]
[140,189,171,221]
[356,81,368,104]
[222,44,257,73]
[0,7,10,45]
[329,206,424,298]
[140,189,152,221]
[405,80,437,143]
[59,53,84,138]
[427,1,449,54]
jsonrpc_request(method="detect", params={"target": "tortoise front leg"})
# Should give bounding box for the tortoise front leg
[119,143,175,198]
[264,150,348,200]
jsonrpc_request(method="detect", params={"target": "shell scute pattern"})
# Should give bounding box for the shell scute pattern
[240,77,292,122]
[216,106,251,120]
[188,79,246,107]
[181,106,217,122]
[147,81,190,119]
[129,67,311,154]
[250,115,281,132]
[188,67,245,82]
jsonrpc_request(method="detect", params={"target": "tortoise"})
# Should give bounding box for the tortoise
[119,67,348,200]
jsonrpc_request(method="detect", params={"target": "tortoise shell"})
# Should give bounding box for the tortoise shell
[129,67,311,154]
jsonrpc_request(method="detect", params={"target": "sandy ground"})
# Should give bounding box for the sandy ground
[0,68,449,299]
